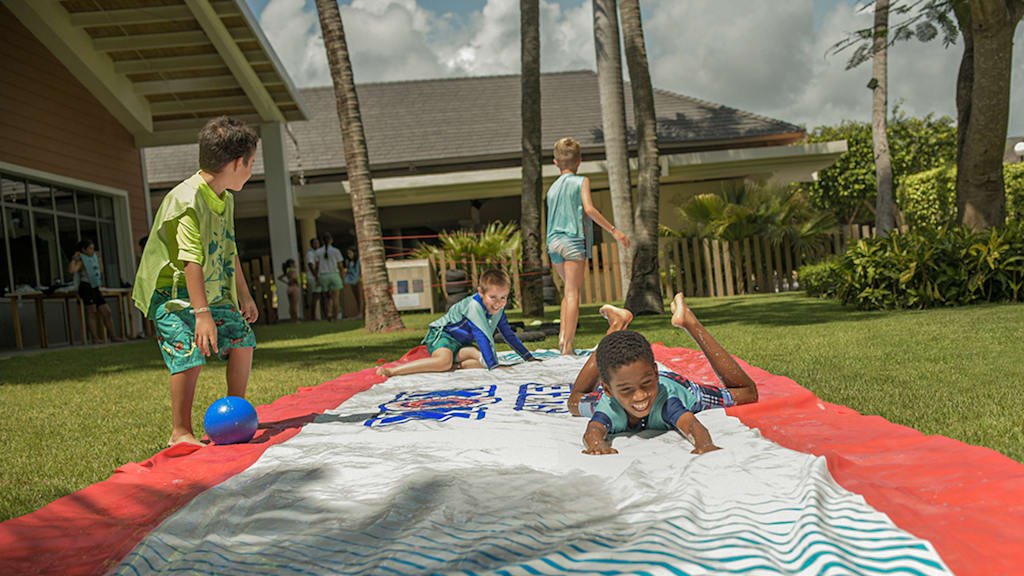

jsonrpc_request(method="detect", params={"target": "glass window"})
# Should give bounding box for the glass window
[54,187,75,214]
[79,219,98,256]
[77,191,96,216]
[5,206,36,288]
[58,215,78,282]
[29,182,53,210]
[2,177,28,206]
[97,195,114,220]
[99,221,120,287]
[0,209,10,295]
[33,212,59,287]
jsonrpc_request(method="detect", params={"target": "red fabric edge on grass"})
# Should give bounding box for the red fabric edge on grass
[0,346,429,576]
[652,343,1024,576]
[3,345,1022,575]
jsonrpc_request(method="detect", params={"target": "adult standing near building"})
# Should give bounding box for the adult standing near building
[69,239,125,344]
[317,232,345,321]
[341,246,363,319]
[305,237,322,320]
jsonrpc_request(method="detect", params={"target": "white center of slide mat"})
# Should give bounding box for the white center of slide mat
[112,352,951,575]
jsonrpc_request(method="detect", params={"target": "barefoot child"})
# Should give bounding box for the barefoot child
[569,294,758,455]
[69,239,125,343]
[545,137,629,355]
[279,258,300,323]
[377,269,537,378]
[133,116,260,447]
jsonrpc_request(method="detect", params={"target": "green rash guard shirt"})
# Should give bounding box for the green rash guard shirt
[591,372,701,434]
[133,172,238,317]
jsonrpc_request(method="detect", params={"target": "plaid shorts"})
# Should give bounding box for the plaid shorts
[684,380,735,411]
[151,289,256,374]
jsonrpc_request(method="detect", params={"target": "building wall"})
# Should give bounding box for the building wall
[0,4,147,245]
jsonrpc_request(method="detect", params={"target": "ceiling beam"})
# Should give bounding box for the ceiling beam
[3,0,153,134]
[150,95,257,114]
[92,26,253,52]
[113,51,268,74]
[67,1,238,27]
[153,113,263,133]
[133,72,281,95]
[185,0,284,122]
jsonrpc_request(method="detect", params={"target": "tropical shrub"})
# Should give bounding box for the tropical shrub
[897,163,1024,229]
[799,222,1024,310]
[412,221,522,301]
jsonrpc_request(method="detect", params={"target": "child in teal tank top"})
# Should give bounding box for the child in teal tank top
[544,137,629,356]
[134,117,260,448]
[68,238,124,344]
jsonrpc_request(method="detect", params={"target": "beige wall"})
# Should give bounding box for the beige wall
[0,4,148,245]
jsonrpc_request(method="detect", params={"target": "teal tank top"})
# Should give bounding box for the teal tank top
[545,173,592,246]
[79,252,102,287]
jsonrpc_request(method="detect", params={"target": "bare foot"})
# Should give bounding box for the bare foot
[112,336,126,343]
[599,304,634,334]
[670,292,697,329]
[168,433,204,447]
[376,365,393,379]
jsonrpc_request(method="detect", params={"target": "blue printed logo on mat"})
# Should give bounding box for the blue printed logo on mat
[514,383,571,414]
[364,386,501,428]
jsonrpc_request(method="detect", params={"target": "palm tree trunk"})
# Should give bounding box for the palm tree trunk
[313,0,404,332]
[956,0,1020,229]
[953,0,972,185]
[520,0,544,318]
[593,0,634,294]
[871,0,895,236]
[619,0,663,314]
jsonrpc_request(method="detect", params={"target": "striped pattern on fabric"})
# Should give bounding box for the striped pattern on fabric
[111,353,950,576]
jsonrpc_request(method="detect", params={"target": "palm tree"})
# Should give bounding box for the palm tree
[520,0,544,318]
[619,0,663,313]
[313,0,404,332]
[593,0,634,294]
[871,0,895,236]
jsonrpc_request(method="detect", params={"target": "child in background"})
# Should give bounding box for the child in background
[305,237,323,321]
[377,269,538,378]
[279,258,300,323]
[545,137,629,356]
[317,232,344,321]
[69,238,124,344]
[133,116,260,447]
[341,247,363,319]
[570,293,759,455]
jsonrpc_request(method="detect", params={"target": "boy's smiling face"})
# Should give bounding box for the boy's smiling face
[605,359,659,419]
[477,283,509,315]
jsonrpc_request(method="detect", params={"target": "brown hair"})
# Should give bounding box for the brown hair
[198,116,259,173]
[478,268,511,291]
[553,137,581,166]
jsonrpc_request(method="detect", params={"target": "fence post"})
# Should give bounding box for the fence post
[692,239,704,297]
[510,254,522,313]
[470,254,478,289]
[680,238,693,296]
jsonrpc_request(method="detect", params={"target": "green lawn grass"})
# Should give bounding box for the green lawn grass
[1,292,1022,522]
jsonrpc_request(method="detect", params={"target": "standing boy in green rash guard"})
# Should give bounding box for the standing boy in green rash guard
[545,137,629,356]
[134,116,260,447]
[571,293,759,455]
[376,269,539,379]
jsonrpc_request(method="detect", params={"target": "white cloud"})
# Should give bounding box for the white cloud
[258,0,1024,134]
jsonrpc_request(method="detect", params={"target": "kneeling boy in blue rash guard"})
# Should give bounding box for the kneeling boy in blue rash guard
[377,269,538,378]
[576,293,759,455]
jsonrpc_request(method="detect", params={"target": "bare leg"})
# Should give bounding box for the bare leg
[169,366,204,446]
[377,349,455,378]
[567,304,634,414]
[551,263,567,348]
[672,292,758,405]
[559,260,585,355]
[85,305,101,343]
[226,346,253,398]
[454,347,485,370]
[99,304,124,342]
[318,293,328,321]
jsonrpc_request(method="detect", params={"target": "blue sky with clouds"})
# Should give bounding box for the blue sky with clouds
[245,0,1023,134]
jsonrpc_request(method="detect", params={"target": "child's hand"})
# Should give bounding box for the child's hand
[194,312,219,357]
[240,296,259,324]
[612,229,630,250]
[583,442,618,456]
[691,444,721,455]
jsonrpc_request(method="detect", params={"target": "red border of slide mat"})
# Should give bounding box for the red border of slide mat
[2,345,1023,575]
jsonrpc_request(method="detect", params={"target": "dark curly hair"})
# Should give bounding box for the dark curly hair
[198,116,259,173]
[595,330,655,387]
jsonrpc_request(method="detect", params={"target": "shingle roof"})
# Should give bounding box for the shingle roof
[144,70,803,187]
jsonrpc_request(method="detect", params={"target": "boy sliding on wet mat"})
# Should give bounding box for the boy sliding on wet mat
[134,117,260,447]
[545,137,629,356]
[377,269,538,378]
[568,293,758,455]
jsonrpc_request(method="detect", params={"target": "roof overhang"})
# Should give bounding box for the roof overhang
[3,0,308,147]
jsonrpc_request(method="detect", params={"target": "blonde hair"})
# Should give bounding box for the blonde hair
[479,268,511,291]
[553,137,581,166]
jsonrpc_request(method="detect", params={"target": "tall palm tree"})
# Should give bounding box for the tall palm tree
[871,0,895,236]
[593,0,634,294]
[313,0,404,332]
[520,0,544,317]
[619,0,663,313]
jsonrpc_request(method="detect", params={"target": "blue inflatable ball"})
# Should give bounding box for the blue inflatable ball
[203,396,258,445]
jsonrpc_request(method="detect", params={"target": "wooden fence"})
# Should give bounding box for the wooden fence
[422,224,877,310]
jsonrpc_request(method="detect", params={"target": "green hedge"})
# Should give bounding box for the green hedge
[798,222,1024,310]
[897,163,1024,229]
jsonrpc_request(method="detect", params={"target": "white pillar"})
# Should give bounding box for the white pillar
[261,122,299,320]
[297,210,320,252]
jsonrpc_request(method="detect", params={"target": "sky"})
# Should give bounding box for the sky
[245,0,1024,135]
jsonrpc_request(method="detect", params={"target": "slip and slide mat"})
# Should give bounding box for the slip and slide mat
[2,346,1023,575]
